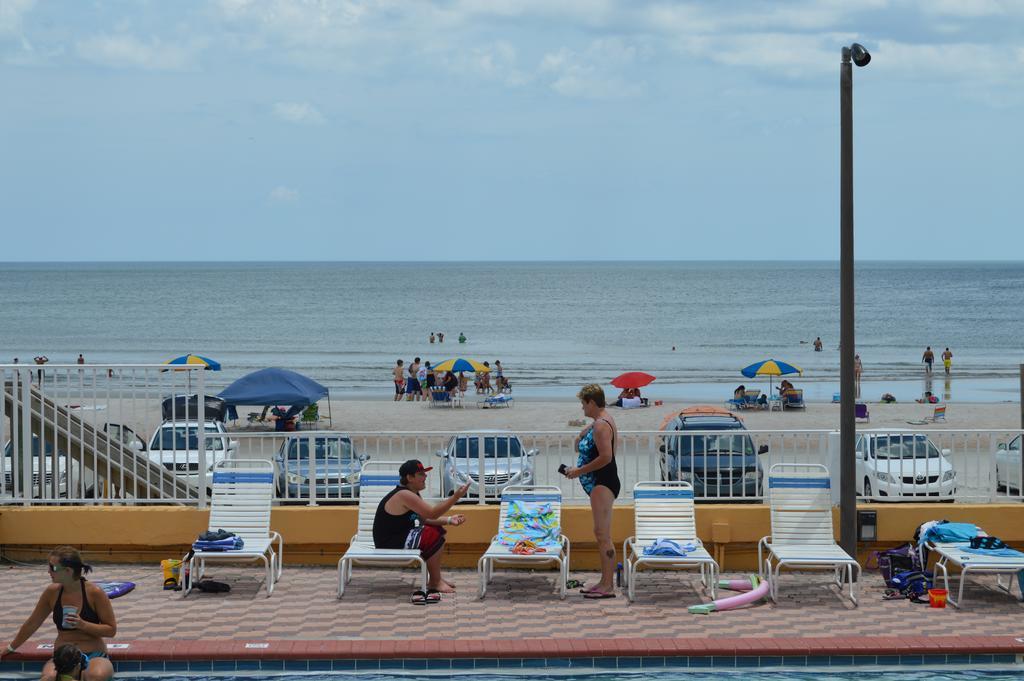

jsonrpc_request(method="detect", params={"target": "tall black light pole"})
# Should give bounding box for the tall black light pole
[840,43,870,557]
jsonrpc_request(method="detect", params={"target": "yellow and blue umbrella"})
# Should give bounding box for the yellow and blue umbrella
[163,354,222,371]
[432,358,489,373]
[741,358,802,393]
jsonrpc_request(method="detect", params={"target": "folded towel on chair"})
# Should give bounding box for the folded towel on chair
[642,538,698,557]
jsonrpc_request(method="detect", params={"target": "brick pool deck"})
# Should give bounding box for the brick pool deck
[2,563,1024,666]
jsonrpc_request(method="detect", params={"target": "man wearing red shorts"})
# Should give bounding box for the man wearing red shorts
[373,460,469,598]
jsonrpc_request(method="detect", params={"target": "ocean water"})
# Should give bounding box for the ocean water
[0,261,1021,402]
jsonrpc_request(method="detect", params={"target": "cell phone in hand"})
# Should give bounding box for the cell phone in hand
[558,464,568,476]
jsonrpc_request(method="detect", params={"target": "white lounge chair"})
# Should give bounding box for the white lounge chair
[337,461,427,598]
[922,536,1024,608]
[184,459,283,597]
[623,481,719,602]
[758,463,860,605]
[478,485,570,599]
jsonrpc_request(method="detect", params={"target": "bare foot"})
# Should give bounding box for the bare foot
[429,582,456,593]
[443,578,457,590]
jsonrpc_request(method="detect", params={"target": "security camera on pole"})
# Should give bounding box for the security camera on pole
[840,42,871,559]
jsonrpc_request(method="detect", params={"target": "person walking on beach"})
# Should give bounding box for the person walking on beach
[565,384,620,599]
[406,357,422,401]
[393,360,406,401]
[942,347,953,375]
[418,361,430,400]
[493,360,506,392]
[922,347,934,374]
[854,354,862,382]
[0,546,116,681]
[373,460,468,598]
[33,355,49,383]
[813,337,823,352]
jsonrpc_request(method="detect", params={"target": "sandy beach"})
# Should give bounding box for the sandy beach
[324,397,1023,434]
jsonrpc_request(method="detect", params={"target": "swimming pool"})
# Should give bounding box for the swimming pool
[4,671,1024,681]
[7,670,1024,681]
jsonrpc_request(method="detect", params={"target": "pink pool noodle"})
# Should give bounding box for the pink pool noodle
[689,575,769,614]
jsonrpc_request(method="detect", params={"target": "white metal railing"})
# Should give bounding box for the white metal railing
[3,364,1021,507]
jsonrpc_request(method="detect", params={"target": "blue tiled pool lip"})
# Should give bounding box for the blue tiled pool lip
[1,636,1022,674]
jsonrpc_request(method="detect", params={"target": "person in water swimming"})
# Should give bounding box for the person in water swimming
[1,546,116,681]
[564,384,620,599]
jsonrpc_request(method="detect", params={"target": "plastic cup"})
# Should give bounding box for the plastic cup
[61,606,78,628]
[928,588,948,608]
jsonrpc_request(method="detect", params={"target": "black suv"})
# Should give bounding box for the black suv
[659,408,766,499]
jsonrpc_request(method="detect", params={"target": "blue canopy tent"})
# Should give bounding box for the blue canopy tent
[218,368,331,426]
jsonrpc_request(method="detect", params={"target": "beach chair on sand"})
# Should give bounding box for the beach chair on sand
[337,462,428,598]
[906,404,947,425]
[782,389,806,410]
[477,394,513,409]
[921,531,1024,608]
[623,481,719,602]
[855,403,870,422]
[478,485,570,599]
[184,460,283,598]
[758,464,860,605]
[428,386,453,408]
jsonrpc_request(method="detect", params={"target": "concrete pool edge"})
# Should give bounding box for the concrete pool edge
[2,635,1023,673]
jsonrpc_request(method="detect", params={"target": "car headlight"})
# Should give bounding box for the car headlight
[347,472,360,484]
[875,472,894,483]
[679,472,693,482]
[453,468,470,482]
[742,471,759,481]
[286,473,307,485]
[942,470,955,482]
[521,469,532,482]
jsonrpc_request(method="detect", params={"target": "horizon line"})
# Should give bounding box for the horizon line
[1,258,1021,265]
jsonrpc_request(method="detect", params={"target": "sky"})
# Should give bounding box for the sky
[1,0,1022,261]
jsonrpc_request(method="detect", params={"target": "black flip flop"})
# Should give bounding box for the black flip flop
[411,590,427,605]
[424,589,442,604]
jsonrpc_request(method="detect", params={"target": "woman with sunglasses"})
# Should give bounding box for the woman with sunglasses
[1,546,116,680]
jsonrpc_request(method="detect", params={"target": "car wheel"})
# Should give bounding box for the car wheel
[863,479,872,498]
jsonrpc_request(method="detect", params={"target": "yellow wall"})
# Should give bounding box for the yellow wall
[3,504,1023,570]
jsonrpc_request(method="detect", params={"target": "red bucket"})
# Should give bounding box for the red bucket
[928,588,948,608]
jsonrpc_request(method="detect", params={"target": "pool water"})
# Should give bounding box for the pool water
[28,670,1021,681]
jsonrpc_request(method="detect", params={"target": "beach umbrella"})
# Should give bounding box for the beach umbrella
[740,358,802,394]
[610,371,656,389]
[162,354,221,391]
[432,358,490,373]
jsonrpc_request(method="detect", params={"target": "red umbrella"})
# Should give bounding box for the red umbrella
[610,371,656,389]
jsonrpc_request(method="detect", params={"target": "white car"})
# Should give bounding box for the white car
[147,421,237,491]
[434,431,538,498]
[856,430,956,500]
[996,435,1022,493]
[2,435,71,499]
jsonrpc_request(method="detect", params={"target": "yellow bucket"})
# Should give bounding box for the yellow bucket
[161,559,182,590]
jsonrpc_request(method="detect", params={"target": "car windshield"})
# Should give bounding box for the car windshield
[669,433,753,456]
[150,426,224,450]
[452,436,522,458]
[873,435,941,459]
[285,438,354,460]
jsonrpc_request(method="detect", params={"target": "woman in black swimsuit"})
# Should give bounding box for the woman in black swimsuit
[565,384,620,598]
[1,546,116,681]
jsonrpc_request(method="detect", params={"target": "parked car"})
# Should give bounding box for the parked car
[2,434,71,499]
[996,435,1022,493]
[855,430,956,499]
[658,406,766,498]
[435,431,537,497]
[274,435,366,501]
[147,421,237,490]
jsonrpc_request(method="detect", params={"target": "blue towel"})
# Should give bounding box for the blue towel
[193,536,245,551]
[961,547,1024,558]
[919,522,980,546]
[642,538,698,557]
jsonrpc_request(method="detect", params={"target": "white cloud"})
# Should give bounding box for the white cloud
[75,34,199,71]
[272,101,326,125]
[0,0,34,35]
[269,186,299,202]
[539,37,647,99]
[451,41,530,87]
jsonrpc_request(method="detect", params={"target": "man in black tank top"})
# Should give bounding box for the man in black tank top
[372,460,470,596]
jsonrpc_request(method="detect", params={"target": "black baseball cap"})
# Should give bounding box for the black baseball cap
[399,459,433,478]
